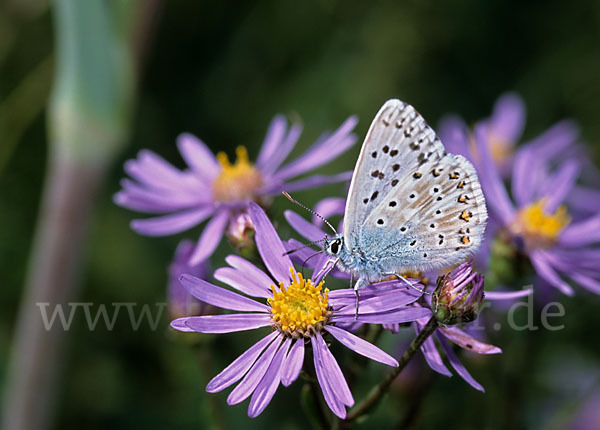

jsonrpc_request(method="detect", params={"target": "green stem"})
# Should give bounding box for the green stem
[345,316,438,423]
[301,363,330,428]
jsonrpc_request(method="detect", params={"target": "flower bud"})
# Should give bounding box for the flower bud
[225,210,256,258]
[432,260,484,325]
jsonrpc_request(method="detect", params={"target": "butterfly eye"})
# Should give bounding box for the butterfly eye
[330,240,340,255]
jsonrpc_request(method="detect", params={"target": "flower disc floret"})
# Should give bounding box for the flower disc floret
[512,199,570,249]
[268,268,330,338]
[213,146,264,202]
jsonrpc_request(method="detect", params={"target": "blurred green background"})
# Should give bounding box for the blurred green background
[1,0,599,428]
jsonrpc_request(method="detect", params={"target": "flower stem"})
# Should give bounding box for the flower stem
[345,316,438,422]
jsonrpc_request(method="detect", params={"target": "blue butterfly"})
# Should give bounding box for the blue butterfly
[313,99,487,308]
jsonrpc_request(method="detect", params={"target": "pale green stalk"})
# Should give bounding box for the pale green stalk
[1,1,155,428]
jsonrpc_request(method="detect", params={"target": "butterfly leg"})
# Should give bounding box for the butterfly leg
[353,277,367,320]
[385,272,430,295]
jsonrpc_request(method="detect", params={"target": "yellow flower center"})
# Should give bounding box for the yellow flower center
[488,133,512,164]
[468,133,512,166]
[213,146,263,202]
[268,268,330,338]
[512,199,571,249]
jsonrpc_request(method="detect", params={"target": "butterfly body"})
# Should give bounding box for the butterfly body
[323,99,487,290]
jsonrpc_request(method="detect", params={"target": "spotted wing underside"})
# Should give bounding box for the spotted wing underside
[344,99,487,272]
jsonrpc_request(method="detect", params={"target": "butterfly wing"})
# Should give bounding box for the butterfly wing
[344,99,487,272]
[344,99,446,249]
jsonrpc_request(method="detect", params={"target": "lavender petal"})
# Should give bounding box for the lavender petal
[206,331,279,393]
[281,338,304,387]
[570,272,600,295]
[284,210,327,242]
[511,147,537,207]
[179,274,267,312]
[189,209,229,265]
[115,190,189,214]
[567,186,600,214]
[485,289,533,300]
[440,327,502,354]
[559,215,600,247]
[131,206,213,236]
[331,307,431,324]
[475,124,515,224]
[260,122,302,175]
[329,279,421,300]
[543,159,580,212]
[249,202,293,282]
[214,267,272,299]
[184,314,271,334]
[125,150,190,191]
[325,326,397,367]
[526,120,580,163]
[170,318,196,332]
[437,115,472,161]
[275,116,358,180]
[313,197,346,225]
[265,171,353,194]
[437,333,485,392]
[530,251,575,296]
[176,133,220,180]
[419,334,452,377]
[226,255,276,285]
[311,335,348,419]
[248,337,291,418]
[334,288,422,314]
[490,92,525,143]
[227,334,283,405]
[314,333,353,406]
[255,115,287,170]
[117,178,208,212]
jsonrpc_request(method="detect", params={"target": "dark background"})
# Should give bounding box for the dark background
[1,1,599,428]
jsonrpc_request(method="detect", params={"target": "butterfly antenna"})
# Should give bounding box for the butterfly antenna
[282,191,337,235]
[301,251,323,279]
[283,238,327,256]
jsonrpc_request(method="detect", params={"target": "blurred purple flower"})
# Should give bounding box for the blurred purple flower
[170,203,429,419]
[439,92,600,216]
[167,240,213,319]
[570,388,600,429]
[115,115,357,265]
[475,123,600,296]
[438,92,526,176]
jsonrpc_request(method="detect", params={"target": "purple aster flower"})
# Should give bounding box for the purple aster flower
[115,114,357,265]
[475,123,600,296]
[167,240,214,319]
[170,203,430,419]
[438,92,590,189]
[439,93,600,271]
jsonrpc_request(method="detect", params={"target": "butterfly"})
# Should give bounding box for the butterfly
[319,99,487,304]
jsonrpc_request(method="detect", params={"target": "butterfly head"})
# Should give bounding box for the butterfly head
[323,235,344,258]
